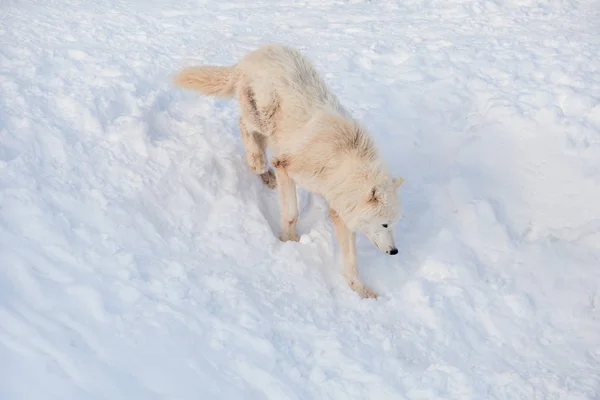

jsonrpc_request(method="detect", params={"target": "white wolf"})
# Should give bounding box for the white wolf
[173,44,404,299]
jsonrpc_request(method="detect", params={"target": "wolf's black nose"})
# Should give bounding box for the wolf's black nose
[389,248,398,255]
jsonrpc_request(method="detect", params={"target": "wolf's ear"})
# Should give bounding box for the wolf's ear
[393,177,404,189]
[368,186,379,203]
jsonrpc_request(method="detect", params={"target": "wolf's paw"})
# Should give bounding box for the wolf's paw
[279,232,300,242]
[260,169,277,189]
[349,280,378,299]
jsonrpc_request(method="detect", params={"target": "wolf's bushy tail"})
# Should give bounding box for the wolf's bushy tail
[173,65,238,97]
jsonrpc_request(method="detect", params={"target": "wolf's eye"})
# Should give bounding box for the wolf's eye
[382,224,388,228]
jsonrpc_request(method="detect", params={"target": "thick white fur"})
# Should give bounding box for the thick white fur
[173,44,404,299]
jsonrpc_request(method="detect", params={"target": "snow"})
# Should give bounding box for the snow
[1,0,599,398]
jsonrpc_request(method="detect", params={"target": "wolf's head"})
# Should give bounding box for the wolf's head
[313,113,405,255]
[341,175,404,255]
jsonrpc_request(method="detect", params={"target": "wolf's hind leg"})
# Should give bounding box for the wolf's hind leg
[329,209,378,299]
[239,117,266,174]
[239,117,276,188]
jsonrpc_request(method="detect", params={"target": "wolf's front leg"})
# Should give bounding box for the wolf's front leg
[329,209,378,299]
[273,161,299,242]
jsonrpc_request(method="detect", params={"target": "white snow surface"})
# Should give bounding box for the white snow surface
[1,0,600,399]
